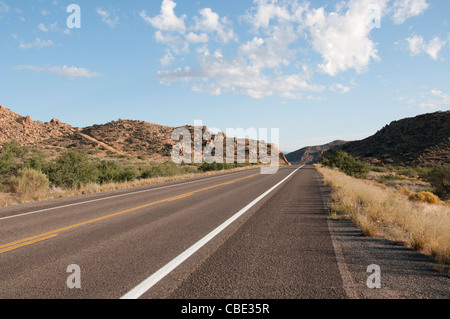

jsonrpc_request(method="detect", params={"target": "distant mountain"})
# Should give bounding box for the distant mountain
[285,140,348,165]
[0,105,289,165]
[326,111,450,166]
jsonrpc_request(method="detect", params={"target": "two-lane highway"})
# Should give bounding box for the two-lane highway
[0,166,308,299]
[3,165,448,300]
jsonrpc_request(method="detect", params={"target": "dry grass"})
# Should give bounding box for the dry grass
[0,165,264,207]
[8,168,50,203]
[316,164,450,267]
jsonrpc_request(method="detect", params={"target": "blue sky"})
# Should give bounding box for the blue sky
[0,0,449,152]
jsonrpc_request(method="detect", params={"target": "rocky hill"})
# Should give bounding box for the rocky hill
[326,111,450,166]
[0,105,288,165]
[286,140,347,165]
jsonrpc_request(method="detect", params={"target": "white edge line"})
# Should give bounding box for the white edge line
[0,169,258,222]
[120,165,303,300]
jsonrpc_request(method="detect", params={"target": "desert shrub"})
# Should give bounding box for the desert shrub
[159,161,180,176]
[421,165,450,200]
[0,148,15,175]
[46,150,99,189]
[399,187,413,197]
[140,165,163,179]
[9,168,50,201]
[198,162,226,172]
[119,166,139,182]
[321,151,370,179]
[409,191,440,204]
[23,149,47,172]
[97,161,124,183]
[0,141,29,175]
[370,166,389,173]
[377,174,403,184]
[0,178,7,192]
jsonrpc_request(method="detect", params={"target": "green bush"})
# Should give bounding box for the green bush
[321,151,370,179]
[120,166,139,182]
[199,162,225,172]
[23,149,47,172]
[46,150,99,189]
[0,149,15,175]
[97,161,124,183]
[421,165,450,200]
[0,141,27,175]
[9,168,50,201]
[140,165,163,179]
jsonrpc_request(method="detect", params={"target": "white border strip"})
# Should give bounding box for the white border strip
[120,166,303,299]
[0,170,257,222]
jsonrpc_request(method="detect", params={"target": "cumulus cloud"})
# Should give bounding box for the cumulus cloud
[157,49,324,99]
[407,35,447,60]
[185,32,209,44]
[392,0,429,24]
[303,0,388,76]
[140,0,186,33]
[143,0,436,100]
[16,65,103,78]
[193,8,237,43]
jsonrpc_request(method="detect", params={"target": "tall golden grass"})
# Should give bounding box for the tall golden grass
[316,165,450,266]
[9,168,50,202]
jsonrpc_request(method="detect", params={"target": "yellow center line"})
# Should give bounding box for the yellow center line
[0,172,260,255]
[0,234,58,254]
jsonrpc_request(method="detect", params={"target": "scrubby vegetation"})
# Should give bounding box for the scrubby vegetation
[320,151,370,178]
[317,165,450,267]
[198,162,253,172]
[0,142,257,205]
[318,151,450,271]
[321,150,449,202]
[421,165,450,200]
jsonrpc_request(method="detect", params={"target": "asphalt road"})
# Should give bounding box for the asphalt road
[0,165,448,299]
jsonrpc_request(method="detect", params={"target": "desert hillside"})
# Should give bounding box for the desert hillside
[0,105,288,165]
[286,140,347,165]
[325,111,450,166]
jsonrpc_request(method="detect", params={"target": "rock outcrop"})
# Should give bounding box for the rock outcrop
[326,111,450,166]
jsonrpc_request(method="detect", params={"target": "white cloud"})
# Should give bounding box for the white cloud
[38,23,48,32]
[402,88,450,109]
[330,83,351,94]
[16,65,103,78]
[426,37,447,60]
[140,0,186,33]
[244,0,304,30]
[19,38,54,49]
[303,0,388,76]
[160,50,175,67]
[157,50,324,99]
[96,7,119,28]
[406,34,424,55]
[406,35,446,60]
[41,10,50,16]
[144,0,437,100]
[392,0,429,24]
[185,32,209,44]
[193,8,237,43]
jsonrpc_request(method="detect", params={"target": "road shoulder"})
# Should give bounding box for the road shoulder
[317,171,450,299]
